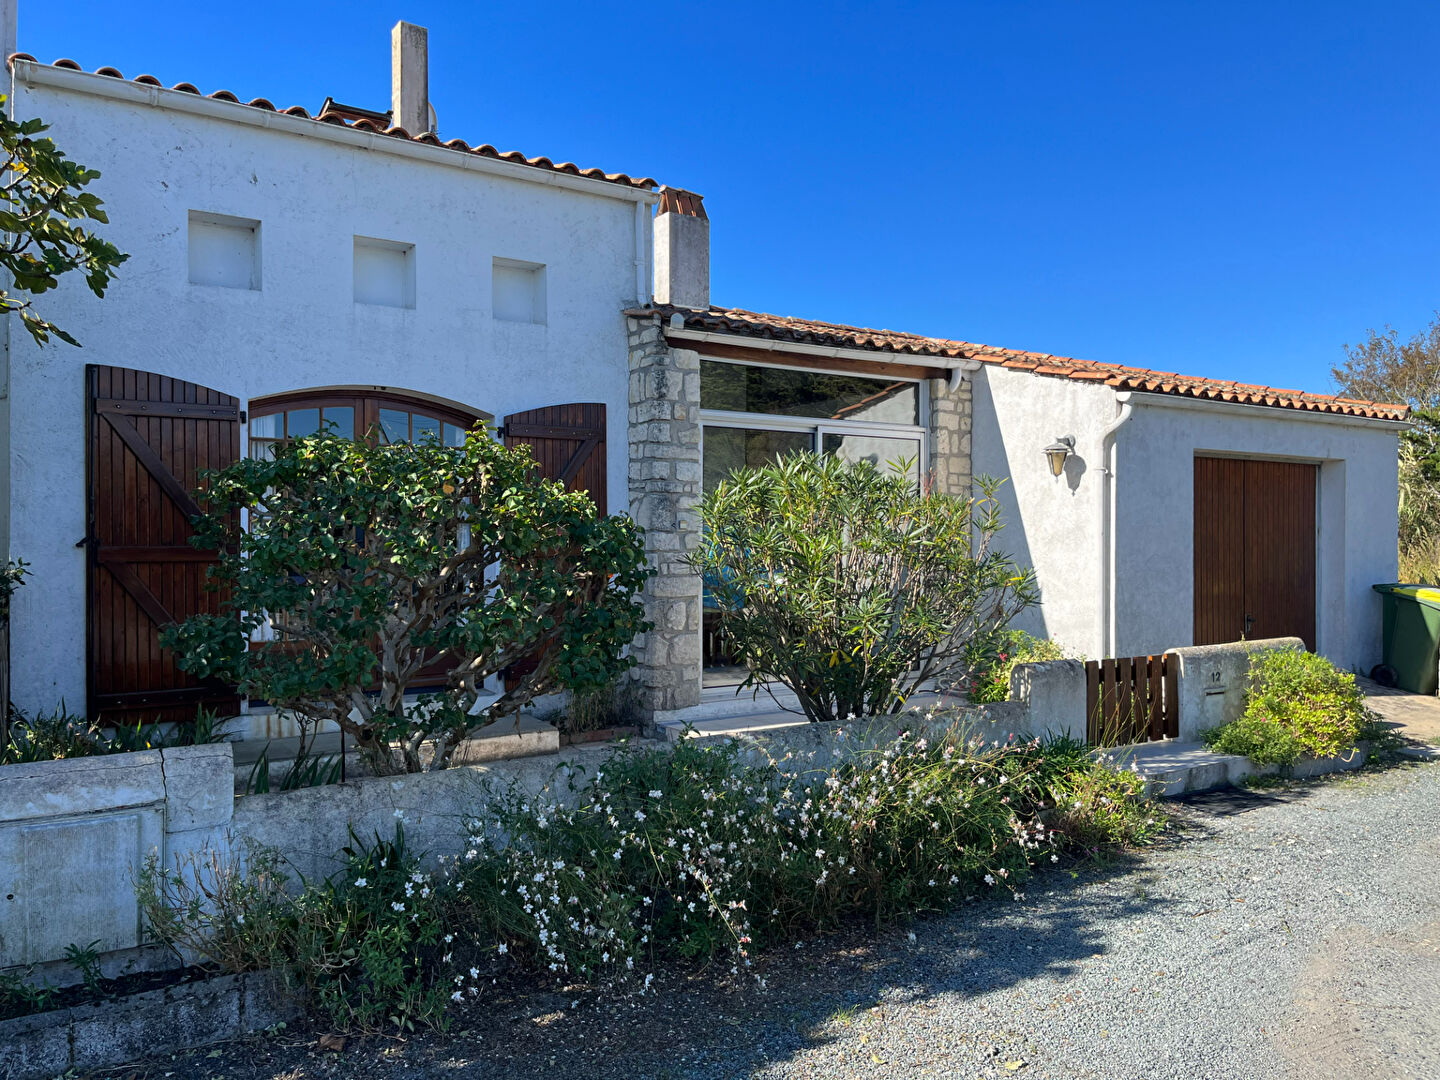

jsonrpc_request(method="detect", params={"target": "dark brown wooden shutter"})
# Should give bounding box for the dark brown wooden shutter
[502,403,607,510]
[87,365,241,726]
[499,403,608,690]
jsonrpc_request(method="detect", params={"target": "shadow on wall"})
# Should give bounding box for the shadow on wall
[968,377,1048,642]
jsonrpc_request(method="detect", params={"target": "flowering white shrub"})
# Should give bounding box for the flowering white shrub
[450,718,1113,987]
[137,717,1164,1031]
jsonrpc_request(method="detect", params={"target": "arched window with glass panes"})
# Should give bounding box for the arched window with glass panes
[247,389,488,458]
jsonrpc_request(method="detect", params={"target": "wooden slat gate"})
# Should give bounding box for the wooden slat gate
[1084,654,1179,746]
[87,365,241,726]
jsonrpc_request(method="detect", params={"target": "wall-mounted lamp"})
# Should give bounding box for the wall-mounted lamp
[1044,435,1075,478]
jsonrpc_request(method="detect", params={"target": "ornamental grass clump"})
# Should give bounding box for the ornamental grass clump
[1202,648,1372,767]
[689,453,1037,723]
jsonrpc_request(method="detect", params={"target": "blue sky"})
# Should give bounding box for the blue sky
[24,1,1440,396]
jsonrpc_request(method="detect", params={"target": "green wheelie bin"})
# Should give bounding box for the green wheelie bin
[1372,583,1440,695]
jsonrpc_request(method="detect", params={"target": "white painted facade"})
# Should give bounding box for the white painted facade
[0,44,1405,725]
[973,363,1402,673]
[6,61,656,714]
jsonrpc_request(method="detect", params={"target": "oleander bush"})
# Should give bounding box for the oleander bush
[1201,648,1373,767]
[965,629,1068,704]
[690,453,1037,723]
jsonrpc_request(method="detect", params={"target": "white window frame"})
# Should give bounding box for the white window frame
[698,358,929,474]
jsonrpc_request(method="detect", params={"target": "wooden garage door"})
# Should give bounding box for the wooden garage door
[87,365,241,726]
[1194,456,1317,651]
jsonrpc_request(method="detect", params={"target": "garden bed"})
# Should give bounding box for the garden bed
[0,969,301,1080]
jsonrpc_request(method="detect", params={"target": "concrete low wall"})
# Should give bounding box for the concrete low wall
[1164,637,1305,741]
[0,970,299,1080]
[0,744,233,970]
[0,646,1303,978]
[1,703,1057,973]
[1009,659,1088,742]
[1005,638,1307,745]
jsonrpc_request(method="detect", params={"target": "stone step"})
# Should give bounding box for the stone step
[1117,739,1369,797]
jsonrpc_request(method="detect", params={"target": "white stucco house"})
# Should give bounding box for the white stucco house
[1,22,1408,736]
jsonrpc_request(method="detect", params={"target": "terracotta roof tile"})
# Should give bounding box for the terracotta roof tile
[631,304,1410,422]
[9,54,657,191]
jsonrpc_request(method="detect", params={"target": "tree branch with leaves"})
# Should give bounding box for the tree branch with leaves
[0,97,128,347]
[1335,318,1440,582]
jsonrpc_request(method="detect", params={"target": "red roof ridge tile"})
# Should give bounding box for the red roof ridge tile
[637,304,1410,423]
[10,55,658,192]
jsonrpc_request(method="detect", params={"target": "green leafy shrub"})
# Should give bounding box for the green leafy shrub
[965,630,1067,704]
[283,827,456,1031]
[1033,738,1166,850]
[689,453,1037,723]
[163,428,650,774]
[1202,648,1371,766]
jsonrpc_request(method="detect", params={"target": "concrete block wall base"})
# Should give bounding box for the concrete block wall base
[1119,739,1370,798]
[0,970,302,1080]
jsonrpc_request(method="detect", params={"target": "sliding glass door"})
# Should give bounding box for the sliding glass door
[698,359,928,684]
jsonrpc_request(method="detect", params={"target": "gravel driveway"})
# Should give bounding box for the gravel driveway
[127,760,1440,1080]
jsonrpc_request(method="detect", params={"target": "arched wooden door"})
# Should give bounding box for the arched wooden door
[86,365,241,725]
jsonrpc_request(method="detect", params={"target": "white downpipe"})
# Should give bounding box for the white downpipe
[1098,393,1135,658]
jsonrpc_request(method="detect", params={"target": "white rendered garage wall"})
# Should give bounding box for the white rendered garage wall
[8,69,655,714]
[970,364,1118,658]
[1112,399,1401,672]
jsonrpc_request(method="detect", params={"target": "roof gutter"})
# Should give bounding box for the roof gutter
[1119,389,1410,431]
[661,326,982,375]
[13,60,659,206]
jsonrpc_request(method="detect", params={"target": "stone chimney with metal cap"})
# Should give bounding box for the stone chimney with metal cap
[653,187,709,309]
[391,20,431,134]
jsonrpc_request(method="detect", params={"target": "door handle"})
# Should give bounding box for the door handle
[1243,613,1255,638]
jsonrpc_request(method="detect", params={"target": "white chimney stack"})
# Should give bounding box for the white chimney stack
[653,187,710,309]
[390,20,430,134]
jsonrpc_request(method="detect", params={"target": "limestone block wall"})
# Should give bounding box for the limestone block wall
[625,315,703,714]
[928,376,973,497]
